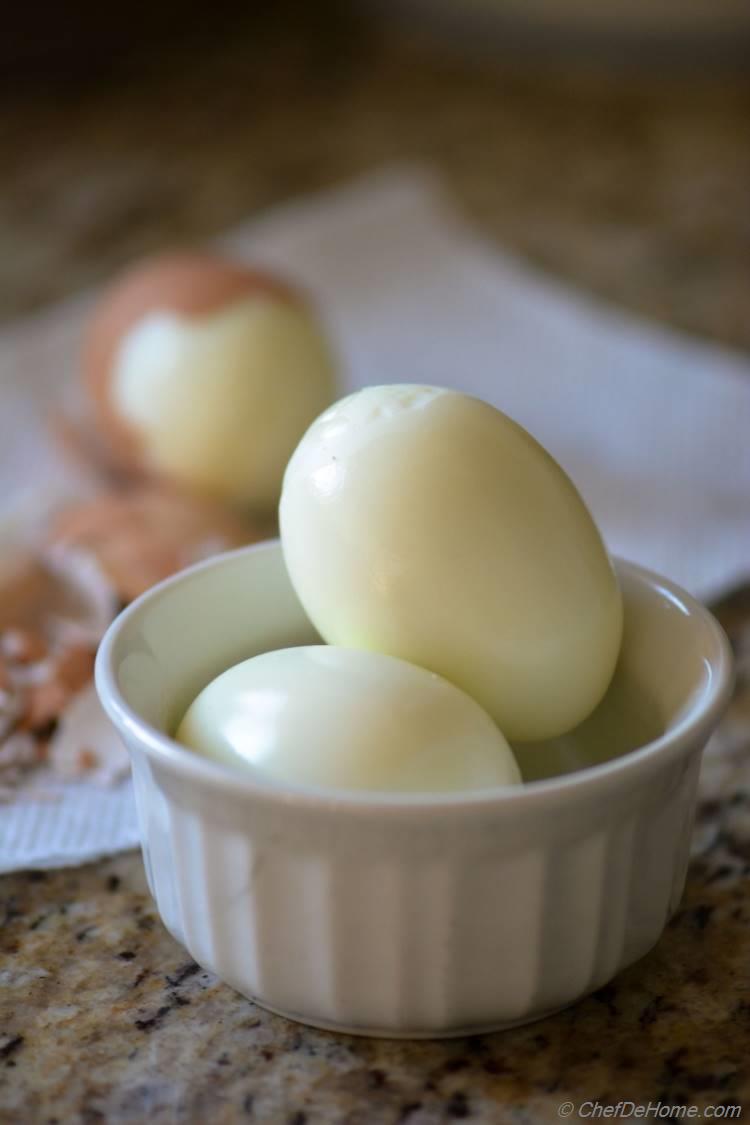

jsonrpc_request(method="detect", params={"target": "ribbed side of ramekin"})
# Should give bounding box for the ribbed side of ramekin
[128,737,703,1037]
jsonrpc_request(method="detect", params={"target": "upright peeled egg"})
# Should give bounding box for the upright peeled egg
[280,385,623,742]
[175,646,521,793]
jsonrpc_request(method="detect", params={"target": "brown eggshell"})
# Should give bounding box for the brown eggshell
[50,483,274,603]
[0,551,58,632]
[83,252,303,469]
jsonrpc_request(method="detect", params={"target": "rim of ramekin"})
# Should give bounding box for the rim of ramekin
[95,540,734,815]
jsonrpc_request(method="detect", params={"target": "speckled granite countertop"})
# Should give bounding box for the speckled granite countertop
[1,5,750,1121]
[1,631,749,1124]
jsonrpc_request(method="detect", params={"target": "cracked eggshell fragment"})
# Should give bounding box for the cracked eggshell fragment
[84,253,338,510]
[49,484,263,604]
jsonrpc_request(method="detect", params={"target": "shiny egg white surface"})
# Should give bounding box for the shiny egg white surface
[176,645,521,793]
[280,385,623,742]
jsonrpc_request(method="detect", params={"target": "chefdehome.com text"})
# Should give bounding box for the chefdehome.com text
[557,1101,742,1119]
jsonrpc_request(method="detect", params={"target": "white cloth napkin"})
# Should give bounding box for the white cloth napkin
[1,165,749,871]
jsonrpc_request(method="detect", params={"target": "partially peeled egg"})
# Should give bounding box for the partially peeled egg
[84,253,338,511]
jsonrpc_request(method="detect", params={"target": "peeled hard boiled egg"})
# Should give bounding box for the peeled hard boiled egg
[280,385,623,742]
[84,253,337,511]
[175,646,521,793]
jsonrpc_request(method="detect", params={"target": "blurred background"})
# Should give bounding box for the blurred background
[2,0,749,347]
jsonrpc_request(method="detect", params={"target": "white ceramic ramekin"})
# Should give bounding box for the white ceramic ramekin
[96,541,732,1038]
